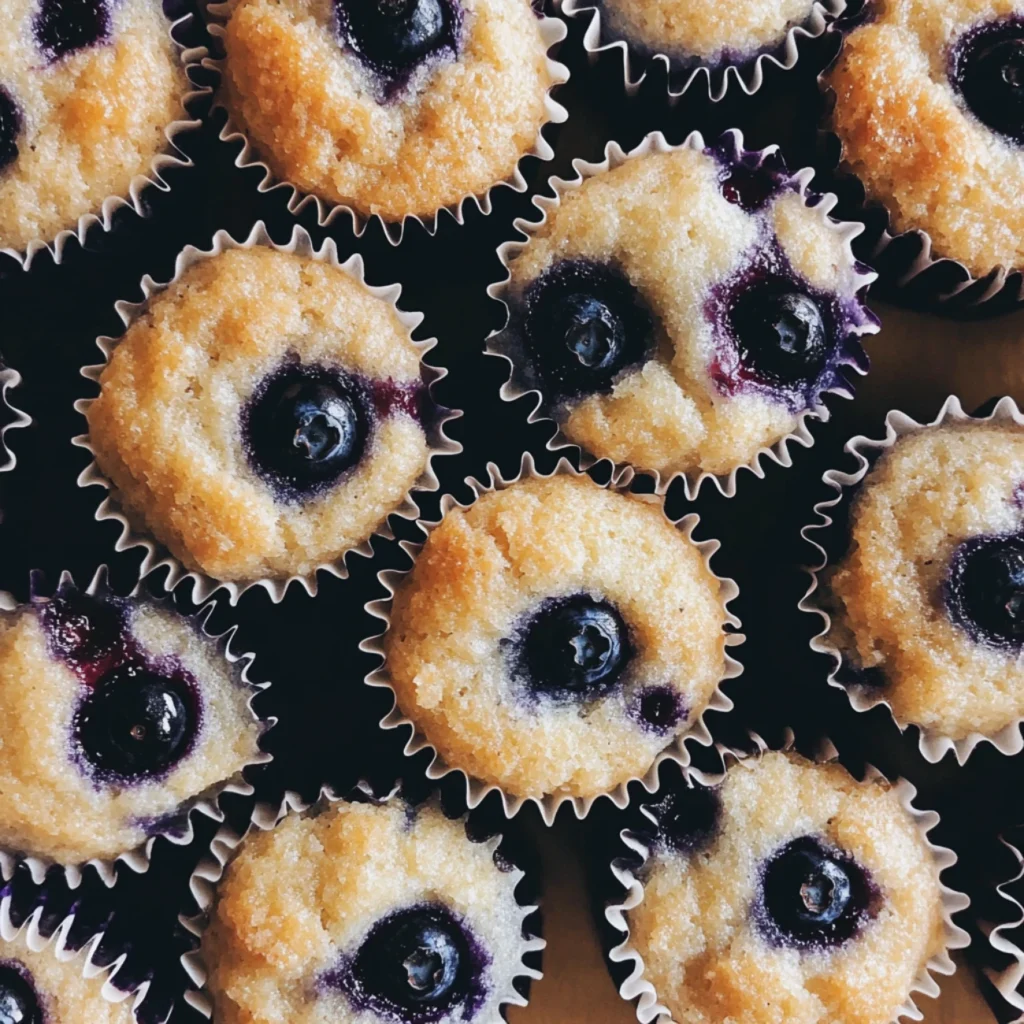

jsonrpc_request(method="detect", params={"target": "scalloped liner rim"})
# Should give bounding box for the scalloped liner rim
[0,367,31,473]
[987,835,1024,1017]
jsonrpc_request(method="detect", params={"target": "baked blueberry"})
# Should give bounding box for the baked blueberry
[37,587,126,674]
[643,783,721,855]
[0,90,21,174]
[33,0,113,64]
[0,964,41,1024]
[630,685,687,734]
[520,260,655,400]
[946,534,1024,650]
[951,17,1024,146]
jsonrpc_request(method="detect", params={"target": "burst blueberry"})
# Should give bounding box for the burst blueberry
[951,18,1024,146]
[0,965,40,1024]
[645,784,721,855]
[33,0,112,63]
[37,587,125,667]
[946,533,1024,649]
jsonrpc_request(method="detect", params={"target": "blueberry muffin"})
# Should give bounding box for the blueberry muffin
[820,421,1024,742]
[382,473,734,802]
[495,143,875,481]
[0,0,190,254]
[826,0,1024,275]
[216,0,558,222]
[622,752,947,1024]
[0,579,263,865]
[86,245,441,583]
[200,797,537,1024]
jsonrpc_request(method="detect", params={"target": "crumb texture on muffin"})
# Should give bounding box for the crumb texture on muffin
[384,474,731,800]
[219,0,554,220]
[0,0,188,253]
[628,752,946,1024]
[86,246,433,582]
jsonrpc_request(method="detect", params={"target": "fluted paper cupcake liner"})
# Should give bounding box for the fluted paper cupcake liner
[801,394,1024,764]
[179,782,545,1021]
[487,129,877,500]
[360,451,744,825]
[0,566,273,890]
[73,220,462,605]
[0,7,207,271]
[190,3,568,246]
[986,835,1024,1020]
[604,732,971,1024]
[0,364,30,472]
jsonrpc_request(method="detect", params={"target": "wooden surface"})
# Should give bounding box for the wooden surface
[507,299,1024,1024]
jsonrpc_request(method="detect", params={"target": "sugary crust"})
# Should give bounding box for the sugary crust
[506,148,861,477]
[0,602,260,864]
[384,474,730,800]
[0,931,135,1024]
[628,752,946,1024]
[202,800,527,1024]
[601,0,817,60]
[220,0,553,220]
[0,0,188,252]
[826,423,1024,739]
[826,0,1024,274]
[86,247,431,582]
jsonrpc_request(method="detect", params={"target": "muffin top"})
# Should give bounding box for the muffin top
[600,0,820,62]
[824,421,1024,741]
[201,797,533,1024]
[826,0,1024,275]
[218,0,556,222]
[0,928,135,1024]
[625,752,946,1024]
[0,0,189,254]
[498,145,874,480]
[383,473,733,802]
[0,581,262,865]
[86,246,439,584]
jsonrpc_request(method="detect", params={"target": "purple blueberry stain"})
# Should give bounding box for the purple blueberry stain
[945,533,1024,650]
[0,88,21,173]
[33,0,113,64]
[320,904,490,1024]
[0,960,44,1024]
[708,140,791,213]
[643,784,721,856]
[629,685,686,735]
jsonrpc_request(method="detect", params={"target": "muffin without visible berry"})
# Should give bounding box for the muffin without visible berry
[200,797,535,1024]
[0,0,189,254]
[86,246,440,583]
[217,0,556,221]
[821,422,1024,741]
[382,473,733,802]
[496,144,875,481]
[623,752,946,1024]
[825,0,1024,275]
[0,580,262,865]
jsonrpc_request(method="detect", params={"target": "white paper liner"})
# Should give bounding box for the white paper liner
[486,129,878,501]
[562,0,845,102]
[800,394,1024,765]
[0,9,208,271]
[604,732,972,1024]
[360,451,745,826]
[191,2,569,246]
[0,366,30,472]
[987,835,1024,1018]
[178,784,545,1021]
[0,565,273,891]
[72,220,462,606]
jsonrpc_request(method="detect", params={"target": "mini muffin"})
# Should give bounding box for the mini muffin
[819,420,1024,743]
[381,473,735,803]
[199,797,538,1024]
[825,0,1024,276]
[0,579,263,866]
[620,752,949,1024]
[494,141,875,482]
[215,0,558,222]
[0,0,190,254]
[86,245,442,584]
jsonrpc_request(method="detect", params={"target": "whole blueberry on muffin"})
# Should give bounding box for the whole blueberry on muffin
[199,796,538,1024]
[215,0,560,222]
[820,419,1024,744]
[0,0,190,255]
[0,577,264,866]
[381,473,736,804]
[85,244,445,584]
[825,0,1024,276]
[621,752,949,1024]
[494,141,875,483]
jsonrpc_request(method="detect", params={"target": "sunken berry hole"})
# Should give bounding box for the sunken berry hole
[0,88,21,173]
[945,533,1024,650]
[0,961,42,1024]
[645,784,722,856]
[950,16,1024,146]
[33,0,113,64]
[629,685,686,734]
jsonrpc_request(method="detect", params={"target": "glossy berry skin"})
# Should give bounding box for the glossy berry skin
[33,0,112,63]
[0,964,41,1024]
[0,89,21,173]
[952,18,1024,146]
[512,594,633,703]
[520,260,655,401]
[946,534,1024,649]
[38,588,125,669]
[756,836,877,950]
